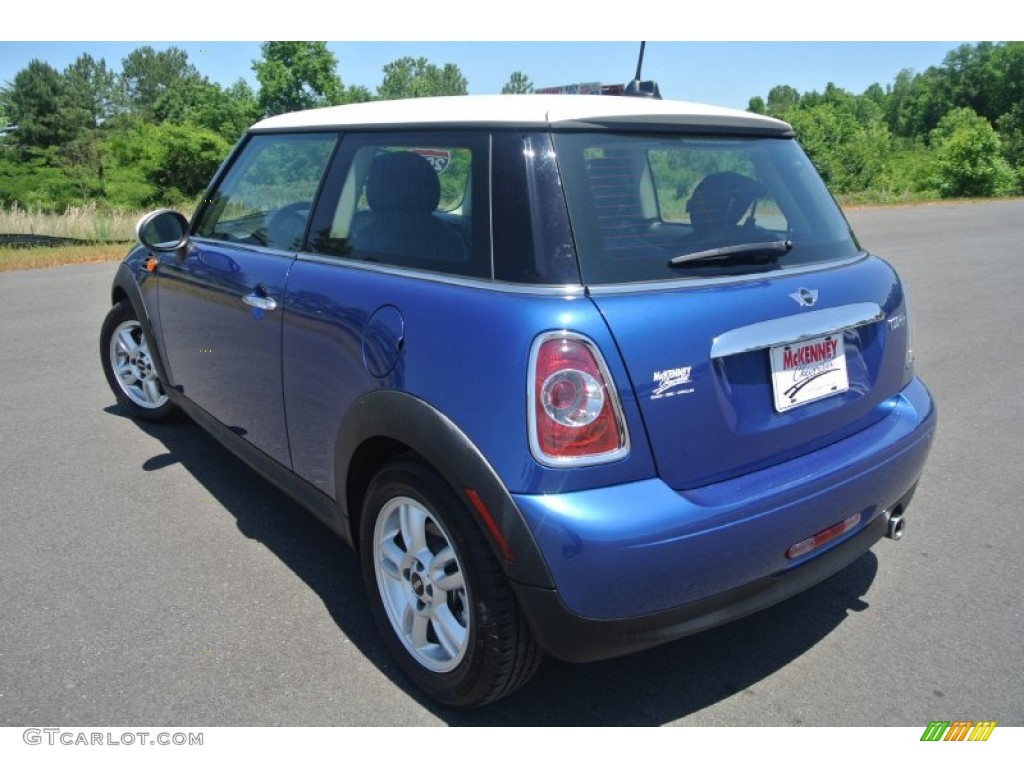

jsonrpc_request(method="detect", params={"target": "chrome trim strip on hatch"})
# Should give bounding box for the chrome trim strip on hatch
[709,302,884,359]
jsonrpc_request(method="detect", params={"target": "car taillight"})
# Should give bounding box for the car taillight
[528,331,629,466]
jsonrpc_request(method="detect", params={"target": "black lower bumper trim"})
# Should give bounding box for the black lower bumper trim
[512,510,889,663]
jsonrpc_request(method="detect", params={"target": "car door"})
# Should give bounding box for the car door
[157,132,338,468]
[281,130,491,498]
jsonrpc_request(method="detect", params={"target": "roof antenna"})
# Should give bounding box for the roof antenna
[623,42,662,99]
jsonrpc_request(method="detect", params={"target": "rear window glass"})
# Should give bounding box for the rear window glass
[553,133,859,284]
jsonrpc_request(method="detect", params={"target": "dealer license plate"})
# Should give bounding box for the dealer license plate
[770,333,849,412]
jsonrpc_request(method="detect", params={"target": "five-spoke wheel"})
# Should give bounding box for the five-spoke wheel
[360,457,541,707]
[372,495,470,672]
[100,299,179,421]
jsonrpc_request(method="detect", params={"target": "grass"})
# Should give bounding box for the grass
[0,202,143,272]
[0,202,209,272]
[0,202,140,242]
[0,243,129,272]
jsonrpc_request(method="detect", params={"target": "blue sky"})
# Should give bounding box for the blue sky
[0,41,973,111]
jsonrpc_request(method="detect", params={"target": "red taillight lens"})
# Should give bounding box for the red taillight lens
[529,333,628,465]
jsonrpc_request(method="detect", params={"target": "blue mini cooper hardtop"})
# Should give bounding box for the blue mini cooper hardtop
[100,93,936,707]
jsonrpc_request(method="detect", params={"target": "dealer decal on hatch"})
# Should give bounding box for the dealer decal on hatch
[651,365,694,400]
[769,333,850,412]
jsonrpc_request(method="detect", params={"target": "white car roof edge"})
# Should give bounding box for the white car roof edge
[249,94,791,134]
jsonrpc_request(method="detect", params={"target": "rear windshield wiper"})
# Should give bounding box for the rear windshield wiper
[669,240,792,266]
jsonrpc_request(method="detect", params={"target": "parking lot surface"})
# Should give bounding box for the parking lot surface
[1,200,1021,725]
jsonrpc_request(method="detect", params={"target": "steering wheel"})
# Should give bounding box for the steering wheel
[265,202,311,250]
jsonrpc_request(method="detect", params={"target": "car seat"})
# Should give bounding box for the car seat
[350,151,468,267]
[686,171,766,238]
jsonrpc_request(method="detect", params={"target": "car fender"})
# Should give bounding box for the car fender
[334,389,554,589]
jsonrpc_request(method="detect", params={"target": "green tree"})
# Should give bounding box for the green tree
[930,107,1014,197]
[787,102,891,193]
[377,57,468,100]
[0,59,113,203]
[989,42,1024,119]
[886,69,916,137]
[0,150,88,210]
[221,79,262,135]
[822,82,853,109]
[153,77,259,141]
[342,84,374,104]
[996,104,1024,192]
[940,43,998,120]
[63,54,117,128]
[501,71,534,94]
[152,123,231,197]
[863,82,886,106]
[103,119,230,204]
[120,46,199,120]
[48,55,118,200]
[253,41,344,117]
[765,85,800,117]
[881,43,1024,140]
[1,60,87,150]
[904,67,954,137]
[747,95,766,114]
[0,101,10,155]
[101,120,164,207]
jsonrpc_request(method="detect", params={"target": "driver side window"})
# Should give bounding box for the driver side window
[195,133,337,252]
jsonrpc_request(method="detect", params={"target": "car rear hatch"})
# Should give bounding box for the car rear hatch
[551,129,912,489]
[588,256,908,489]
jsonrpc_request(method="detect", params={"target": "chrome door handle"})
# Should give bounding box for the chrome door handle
[242,294,278,311]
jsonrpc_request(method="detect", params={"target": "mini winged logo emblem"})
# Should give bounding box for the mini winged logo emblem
[789,287,819,307]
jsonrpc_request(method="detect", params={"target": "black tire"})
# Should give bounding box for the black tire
[359,456,542,707]
[100,299,180,422]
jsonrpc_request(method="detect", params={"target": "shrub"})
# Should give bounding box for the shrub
[930,108,1016,198]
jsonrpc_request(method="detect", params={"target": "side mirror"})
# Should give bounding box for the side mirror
[136,209,191,251]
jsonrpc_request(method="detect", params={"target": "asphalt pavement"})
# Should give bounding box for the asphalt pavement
[0,199,1021,726]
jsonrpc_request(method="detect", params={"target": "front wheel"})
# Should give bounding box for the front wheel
[359,457,541,707]
[100,299,180,422]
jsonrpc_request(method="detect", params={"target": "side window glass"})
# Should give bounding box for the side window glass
[195,134,336,252]
[306,133,490,279]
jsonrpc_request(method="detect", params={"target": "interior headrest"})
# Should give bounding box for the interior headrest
[366,151,441,215]
[686,172,766,229]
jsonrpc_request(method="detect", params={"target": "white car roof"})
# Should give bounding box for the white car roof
[251,94,792,134]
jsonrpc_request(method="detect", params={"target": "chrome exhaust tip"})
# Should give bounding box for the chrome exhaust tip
[885,509,906,541]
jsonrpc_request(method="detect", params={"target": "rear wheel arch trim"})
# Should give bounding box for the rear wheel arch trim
[333,390,554,589]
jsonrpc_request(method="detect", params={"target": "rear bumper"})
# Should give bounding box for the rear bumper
[509,377,935,662]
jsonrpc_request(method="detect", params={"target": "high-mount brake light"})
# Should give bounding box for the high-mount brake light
[528,332,629,466]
